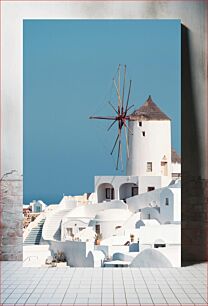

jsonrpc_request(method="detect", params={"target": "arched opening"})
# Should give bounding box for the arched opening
[119,183,138,201]
[97,183,115,203]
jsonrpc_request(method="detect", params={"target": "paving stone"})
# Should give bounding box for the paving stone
[0,262,207,306]
[75,297,89,304]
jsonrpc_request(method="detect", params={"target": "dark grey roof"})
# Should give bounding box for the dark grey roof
[129,95,171,121]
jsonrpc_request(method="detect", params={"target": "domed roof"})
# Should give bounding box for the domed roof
[129,95,171,121]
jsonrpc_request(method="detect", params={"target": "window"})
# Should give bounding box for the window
[105,188,114,200]
[132,186,138,196]
[165,198,169,206]
[35,206,41,213]
[79,227,85,231]
[147,213,150,219]
[147,186,155,192]
[66,228,73,236]
[106,188,110,199]
[161,161,168,176]
[139,122,142,127]
[147,162,152,172]
[154,243,166,248]
[115,225,121,230]
[95,224,100,235]
[142,131,145,136]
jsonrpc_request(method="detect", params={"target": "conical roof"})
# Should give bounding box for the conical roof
[129,95,171,121]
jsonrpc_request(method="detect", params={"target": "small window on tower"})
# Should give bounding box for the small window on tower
[142,131,145,136]
[147,162,152,172]
[139,122,142,127]
[165,198,169,206]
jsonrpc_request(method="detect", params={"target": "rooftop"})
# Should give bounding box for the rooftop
[172,148,181,163]
[129,95,171,121]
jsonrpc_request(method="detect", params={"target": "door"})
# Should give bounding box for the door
[132,186,138,196]
[95,224,100,235]
[161,161,168,176]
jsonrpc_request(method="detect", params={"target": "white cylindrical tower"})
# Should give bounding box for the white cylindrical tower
[126,96,172,181]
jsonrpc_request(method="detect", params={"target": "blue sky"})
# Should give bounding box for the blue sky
[23,20,181,204]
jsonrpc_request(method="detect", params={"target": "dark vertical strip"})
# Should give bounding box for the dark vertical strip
[181,24,208,265]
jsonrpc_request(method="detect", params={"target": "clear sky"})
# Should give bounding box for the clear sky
[23,20,181,204]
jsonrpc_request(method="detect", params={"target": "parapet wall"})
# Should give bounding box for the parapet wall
[49,240,95,267]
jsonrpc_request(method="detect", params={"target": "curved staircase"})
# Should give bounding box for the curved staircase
[42,209,71,241]
[24,218,45,245]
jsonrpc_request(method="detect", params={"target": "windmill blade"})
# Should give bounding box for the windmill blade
[126,104,134,113]
[116,139,121,170]
[118,64,120,108]
[123,121,133,135]
[125,80,132,114]
[107,119,117,131]
[108,101,118,114]
[111,133,120,155]
[116,128,123,171]
[120,135,124,171]
[113,78,122,112]
[121,64,126,112]
[124,125,130,159]
[89,116,117,120]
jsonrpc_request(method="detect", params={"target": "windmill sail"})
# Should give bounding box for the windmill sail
[89,65,134,170]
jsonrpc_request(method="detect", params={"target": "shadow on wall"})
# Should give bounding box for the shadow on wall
[181,25,208,265]
[48,240,95,267]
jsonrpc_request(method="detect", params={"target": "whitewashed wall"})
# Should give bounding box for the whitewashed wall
[91,209,132,239]
[127,187,162,212]
[95,176,138,202]
[139,176,164,194]
[95,175,171,201]
[160,188,181,222]
[126,120,172,180]
[50,240,95,267]
[172,162,181,175]
[139,224,181,246]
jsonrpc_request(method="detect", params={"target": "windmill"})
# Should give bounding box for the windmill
[89,64,134,170]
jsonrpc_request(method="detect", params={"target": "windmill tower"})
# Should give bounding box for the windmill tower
[126,95,172,186]
[90,66,174,201]
[90,65,172,188]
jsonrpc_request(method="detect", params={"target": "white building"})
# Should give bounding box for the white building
[95,96,181,203]
[29,200,47,213]
[27,96,181,268]
[171,148,181,179]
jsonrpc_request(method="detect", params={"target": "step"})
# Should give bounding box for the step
[25,238,42,241]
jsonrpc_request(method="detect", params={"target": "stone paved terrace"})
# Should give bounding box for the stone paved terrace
[0,262,207,305]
